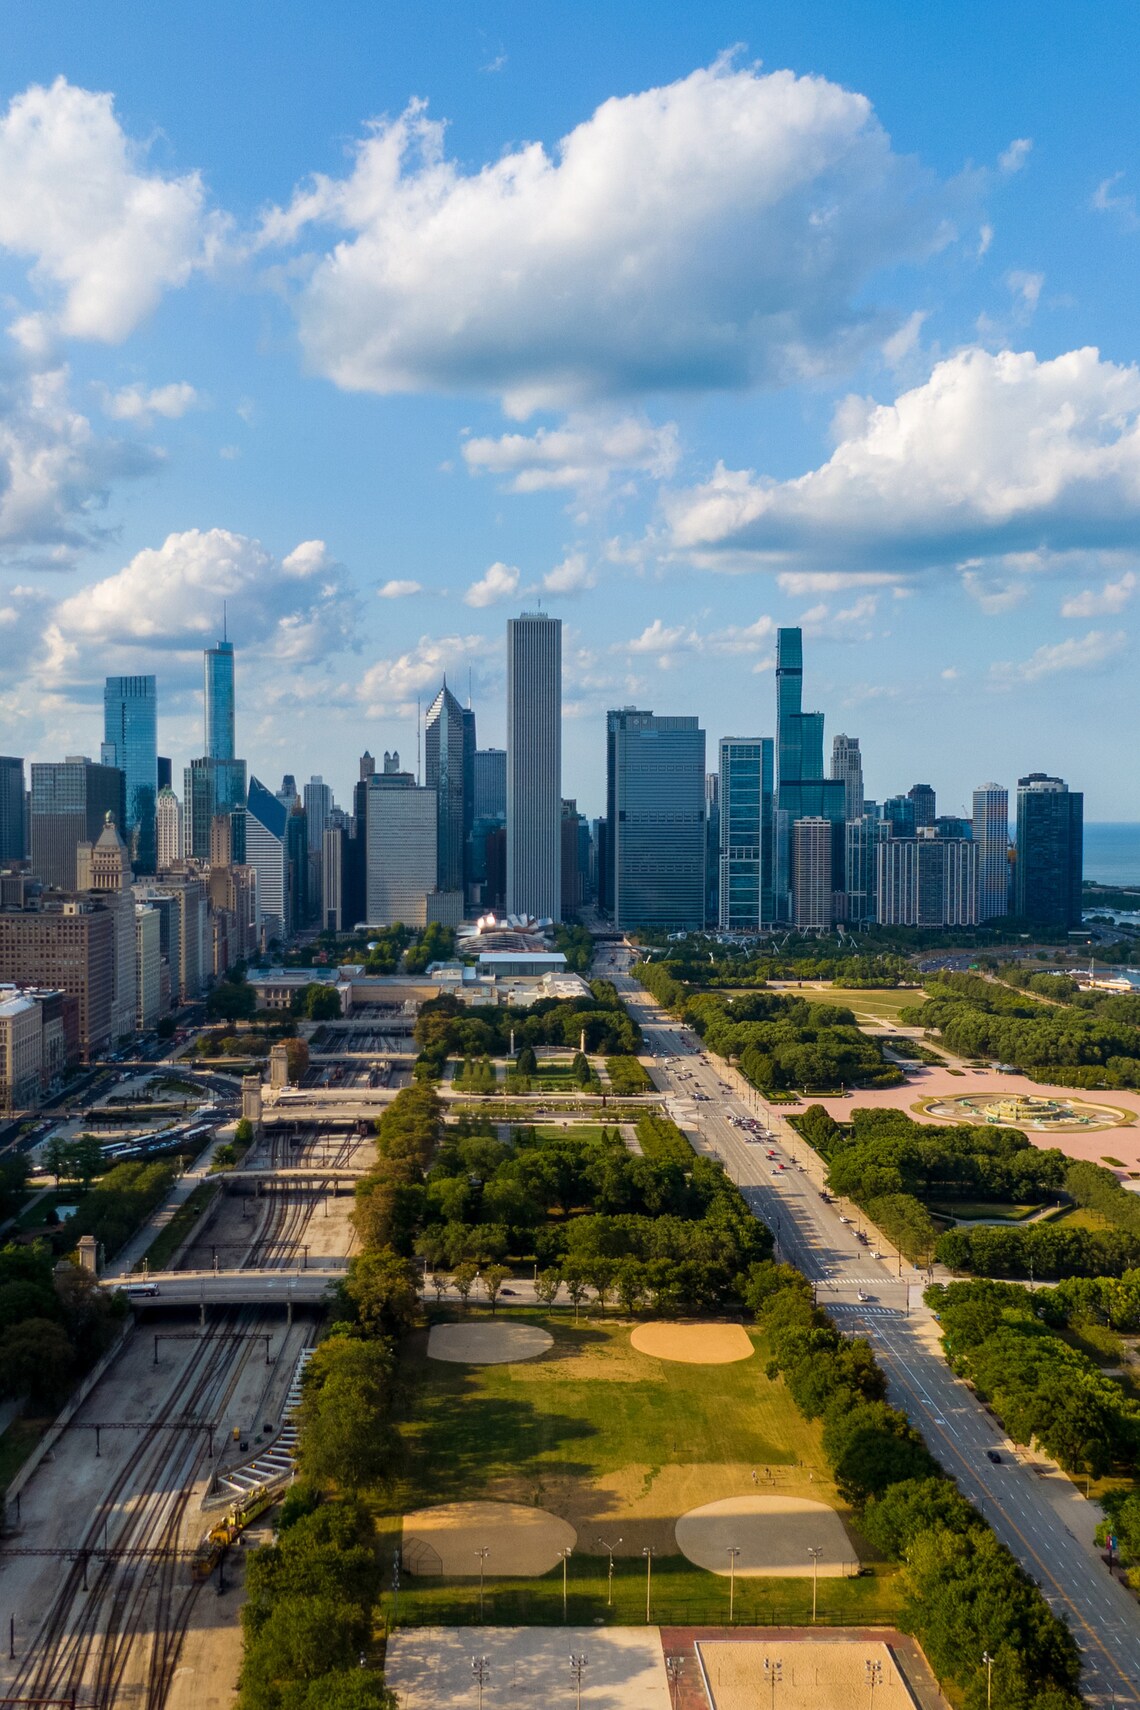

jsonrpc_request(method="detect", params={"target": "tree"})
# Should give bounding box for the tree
[562,1263,589,1324]
[295,983,343,1020]
[516,1044,538,1076]
[234,1117,254,1148]
[614,1259,646,1317]
[587,1258,614,1317]
[430,1272,449,1304]
[452,1259,479,1310]
[341,1251,419,1340]
[297,1338,394,1493]
[534,1268,562,1307]
[0,1318,73,1403]
[206,979,257,1022]
[481,1264,511,1314]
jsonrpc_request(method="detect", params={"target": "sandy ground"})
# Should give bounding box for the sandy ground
[401,1500,576,1576]
[697,1639,917,1710]
[386,1627,671,1710]
[676,1497,854,1578]
[629,1322,754,1365]
[427,1322,554,1365]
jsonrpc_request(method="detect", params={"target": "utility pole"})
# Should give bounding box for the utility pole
[475,1547,489,1622]
[642,1546,655,1624]
[866,1658,882,1710]
[727,1546,740,1623]
[982,1650,993,1710]
[559,1547,573,1621]
[765,1656,782,1710]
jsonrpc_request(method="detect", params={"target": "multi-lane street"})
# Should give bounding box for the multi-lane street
[600,946,1140,1708]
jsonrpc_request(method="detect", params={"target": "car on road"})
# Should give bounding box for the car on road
[857,1290,871,1302]
[986,1450,1002,1464]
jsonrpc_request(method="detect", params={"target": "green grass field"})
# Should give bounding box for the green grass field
[776,986,925,1025]
[378,1309,901,1630]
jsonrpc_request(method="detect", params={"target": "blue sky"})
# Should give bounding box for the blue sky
[1,0,1138,820]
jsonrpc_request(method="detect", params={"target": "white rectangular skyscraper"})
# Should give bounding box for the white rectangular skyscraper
[506,612,562,921]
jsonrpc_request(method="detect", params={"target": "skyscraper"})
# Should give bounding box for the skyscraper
[0,757,26,864]
[204,636,236,760]
[878,836,978,927]
[1015,774,1083,927]
[155,787,184,870]
[774,628,845,917]
[882,795,917,838]
[846,815,891,925]
[246,776,288,943]
[506,612,561,920]
[718,738,775,932]
[102,675,157,872]
[365,774,446,926]
[474,749,507,822]
[30,759,125,892]
[830,735,864,821]
[425,682,467,896]
[907,783,937,828]
[793,818,833,929]
[608,709,706,931]
[972,784,1010,921]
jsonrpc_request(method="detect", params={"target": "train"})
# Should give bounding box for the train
[191,1484,278,1580]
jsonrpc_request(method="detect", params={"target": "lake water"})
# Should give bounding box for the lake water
[1084,823,1140,887]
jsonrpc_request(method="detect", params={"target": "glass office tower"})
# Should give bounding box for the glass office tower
[0,756,26,863]
[718,738,774,932]
[608,709,706,931]
[774,628,845,917]
[425,682,467,896]
[1015,774,1083,927]
[506,612,562,921]
[204,638,236,761]
[102,676,157,872]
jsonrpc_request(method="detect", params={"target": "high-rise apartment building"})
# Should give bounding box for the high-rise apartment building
[972,784,1010,921]
[705,771,720,928]
[0,901,115,1058]
[135,905,162,1030]
[30,759,125,892]
[322,824,346,932]
[425,682,467,896]
[877,836,978,927]
[845,815,891,925]
[102,675,157,872]
[506,613,561,920]
[156,787,183,870]
[607,709,706,931]
[793,818,833,929]
[0,757,26,864]
[907,783,937,829]
[830,735,864,821]
[204,636,236,760]
[718,738,774,932]
[303,777,332,850]
[1015,774,1083,928]
[184,757,247,861]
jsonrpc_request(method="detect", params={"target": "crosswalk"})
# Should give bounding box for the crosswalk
[829,1304,898,1317]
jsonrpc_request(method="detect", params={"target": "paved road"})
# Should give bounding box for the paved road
[98,1265,346,1305]
[599,947,1140,1708]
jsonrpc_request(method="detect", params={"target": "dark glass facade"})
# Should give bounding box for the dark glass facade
[718,738,774,931]
[1015,774,1083,927]
[30,760,125,891]
[204,639,236,760]
[608,710,706,931]
[0,756,26,863]
[103,675,157,872]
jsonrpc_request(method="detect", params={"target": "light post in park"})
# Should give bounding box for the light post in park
[643,1545,656,1624]
[982,1650,994,1710]
[597,1535,623,1607]
[808,1545,822,1623]
[471,1655,489,1710]
[866,1658,883,1710]
[569,1652,588,1710]
[474,1547,489,1622]
[558,1547,573,1622]
[765,1657,782,1710]
[726,1545,740,1623]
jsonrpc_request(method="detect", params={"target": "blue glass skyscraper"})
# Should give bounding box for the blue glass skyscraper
[204,637,236,760]
[774,628,845,918]
[103,675,157,872]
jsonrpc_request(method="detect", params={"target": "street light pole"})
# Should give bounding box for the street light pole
[982,1651,993,1710]
[866,1658,882,1710]
[475,1547,489,1622]
[569,1652,588,1710]
[597,1536,623,1608]
[643,1546,655,1624]
[765,1657,782,1710]
[471,1655,489,1710]
[807,1546,822,1623]
[727,1546,740,1623]
[559,1547,573,1622]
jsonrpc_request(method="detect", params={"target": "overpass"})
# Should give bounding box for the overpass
[215,1168,362,1189]
[102,1265,346,1313]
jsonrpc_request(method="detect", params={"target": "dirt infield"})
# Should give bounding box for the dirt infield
[426,1321,554,1364]
[386,1627,671,1709]
[697,1639,918,1710]
[401,1500,576,1577]
[676,1496,855,1578]
[630,1321,754,1365]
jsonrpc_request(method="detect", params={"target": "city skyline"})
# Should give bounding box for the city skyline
[0,5,1138,815]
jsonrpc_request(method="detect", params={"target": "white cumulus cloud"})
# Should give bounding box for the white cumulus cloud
[990,628,1127,685]
[999,138,1033,175]
[665,345,1140,575]
[357,633,491,716]
[42,527,359,687]
[1061,571,1137,617]
[377,578,423,599]
[264,58,951,415]
[464,561,520,607]
[101,380,200,423]
[0,78,220,342]
[542,553,597,595]
[463,414,680,492]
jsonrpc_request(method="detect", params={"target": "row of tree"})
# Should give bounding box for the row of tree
[413,981,641,1076]
[935,1221,1140,1279]
[901,971,1140,1085]
[0,1241,124,1405]
[928,1278,1140,1478]
[753,1263,1082,1710]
